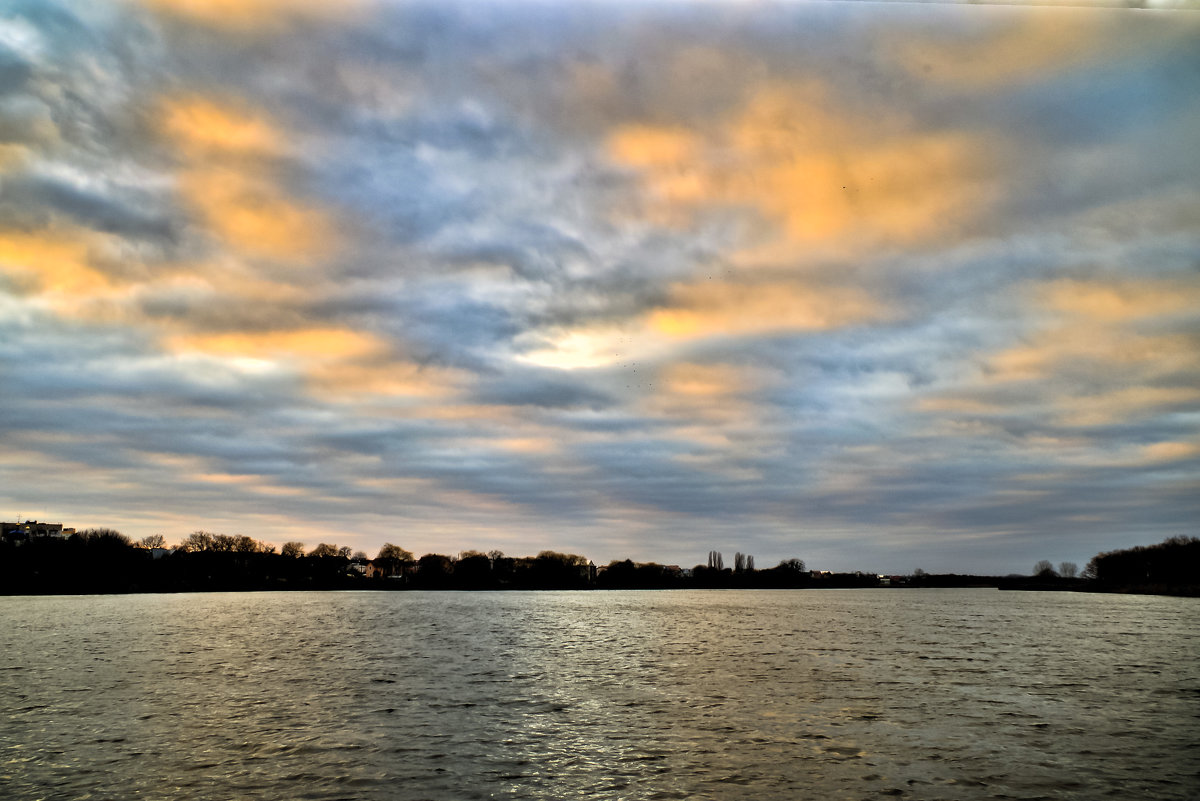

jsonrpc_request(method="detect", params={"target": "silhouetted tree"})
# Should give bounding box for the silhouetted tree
[177,531,216,552]
[281,541,305,558]
[1083,536,1199,590]
[1033,560,1056,578]
[455,552,493,588]
[1081,558,1098,580]
[416,553,454,586]
[734,552,746,572]
[231,534,270,553]
[1058,561,1078,579]
[778,558,806,574]
[597,559,679,589]
[377,543,414,562]
[71,528,130,547]
[309,543,342,558]
[139,534,166,549]
[529,551,590,588]
[708,550,724,570]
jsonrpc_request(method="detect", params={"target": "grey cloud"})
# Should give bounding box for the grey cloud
[1,174,175,240]
[0,47,32,96]
[435,221,591,281]
[375,289,521,368]
[472,369,614,410]
[0,95,54,144]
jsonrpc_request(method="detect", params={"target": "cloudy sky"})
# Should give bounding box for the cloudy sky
[1,0,1197,573]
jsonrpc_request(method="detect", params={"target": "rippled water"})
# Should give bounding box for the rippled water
[1,589,1197,800]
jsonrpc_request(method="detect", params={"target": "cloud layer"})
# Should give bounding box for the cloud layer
[1,0,1197,572]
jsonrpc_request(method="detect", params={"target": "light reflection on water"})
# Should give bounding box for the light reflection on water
[1,589,1197,800]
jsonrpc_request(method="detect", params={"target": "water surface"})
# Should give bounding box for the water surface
[1,590,1197,799]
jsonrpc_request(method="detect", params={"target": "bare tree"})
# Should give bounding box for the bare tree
[734,552,746,572]
[139,534,166,549]
[745,555,754,571]
[1033,560,1057,577]
[309,543,341,558]
[178,531,216,552]
[708,551,724,570]
[1058,561,1078,579]
[281,541,305,558]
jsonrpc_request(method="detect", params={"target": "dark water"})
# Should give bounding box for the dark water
[1,589,1197,800]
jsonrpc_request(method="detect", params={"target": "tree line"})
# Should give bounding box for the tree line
[1079,536,1200,595]
[0,532,831,593]
[3,528,1194,595]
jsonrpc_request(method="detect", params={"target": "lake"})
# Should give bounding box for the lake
[1,589,1197,800]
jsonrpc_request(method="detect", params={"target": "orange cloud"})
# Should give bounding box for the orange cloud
[178,169,334,260]
[168,327,384,361]
[916,276,1200,433]
[609,84,997,257]
[519,278,882,371]
[1039,279,1200,323]
[609,126,698,169]
[1139,441,1200,463]
[0,144,31,171]
[151,259,311,306]
[157,98,336,261]
[890,11,1103,88]
[660,362,761,398]
[988,329,1196,383]
[307,361,466,401]
[648,279,882,340]
[1055,386,1200,428]
[638,363,780,448]
[161,97,283,159]
[0,230,112,298]
[988,278,1200,383]
[138,0,363,32]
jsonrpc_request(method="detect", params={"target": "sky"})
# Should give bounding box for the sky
[0,0,1197,574]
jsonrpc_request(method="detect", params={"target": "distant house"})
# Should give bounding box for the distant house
[365,559,411,579]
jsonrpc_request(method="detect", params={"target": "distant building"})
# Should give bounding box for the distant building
[1,520,75,545]
[365,559,411,579]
